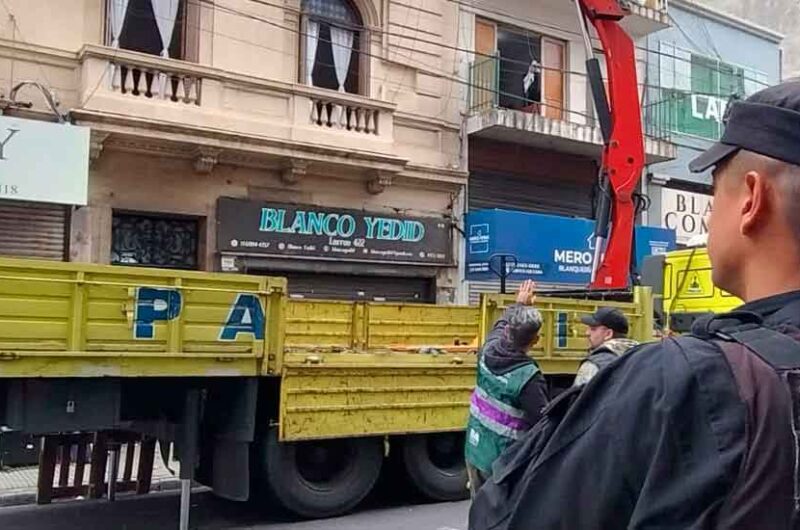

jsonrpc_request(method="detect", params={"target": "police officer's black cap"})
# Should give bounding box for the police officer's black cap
[689,80,800,173]
[580,307,629,335]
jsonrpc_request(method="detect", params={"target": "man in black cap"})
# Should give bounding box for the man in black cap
[573,307,638,386]
[469,80,800,529]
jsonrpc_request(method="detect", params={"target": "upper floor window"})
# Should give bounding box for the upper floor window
[302,0,362,94]
[470,19,566,120]
[107,0,193,61]
[655,42,769,140]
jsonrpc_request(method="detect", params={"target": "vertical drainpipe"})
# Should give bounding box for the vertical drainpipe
[455,113,470,306]
[455,12,471,307]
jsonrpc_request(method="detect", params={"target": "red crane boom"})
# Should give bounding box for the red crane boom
[574,0,646,290]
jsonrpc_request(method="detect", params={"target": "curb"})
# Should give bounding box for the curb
[0,478,183,509]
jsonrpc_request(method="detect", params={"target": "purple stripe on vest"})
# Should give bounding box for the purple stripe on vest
[471,392,531,431]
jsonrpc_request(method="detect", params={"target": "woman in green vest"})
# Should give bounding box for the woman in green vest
[465,280,548,497]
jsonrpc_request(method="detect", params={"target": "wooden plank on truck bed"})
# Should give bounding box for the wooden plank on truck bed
[0,258,285,378]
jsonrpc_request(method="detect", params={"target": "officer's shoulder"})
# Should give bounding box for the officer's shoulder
[608,335,722,382]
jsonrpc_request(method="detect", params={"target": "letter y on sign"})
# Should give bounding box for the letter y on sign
[0,128,20,160]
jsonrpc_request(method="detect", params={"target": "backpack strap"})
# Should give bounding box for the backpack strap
[716,325,800,371]
[713,322,800,527]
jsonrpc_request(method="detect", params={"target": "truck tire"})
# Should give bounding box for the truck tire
[261,429,383,518]
[400,432,469,501]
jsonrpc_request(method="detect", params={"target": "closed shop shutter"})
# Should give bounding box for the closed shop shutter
[469,169,595,218]
[467,280,586,306]
[285,273,434,303]
[0,200,67,260]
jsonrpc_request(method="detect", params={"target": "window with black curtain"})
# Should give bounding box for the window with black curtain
[118,0,186,59]
[302,0,362,94]
[310,23,360,93]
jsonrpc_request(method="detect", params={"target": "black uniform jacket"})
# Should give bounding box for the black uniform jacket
[499,291,800,530]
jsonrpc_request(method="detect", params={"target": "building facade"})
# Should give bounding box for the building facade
[641,0,782,245]
[697,0,798,79]
[457,0,677,300]
[0,0,468,303]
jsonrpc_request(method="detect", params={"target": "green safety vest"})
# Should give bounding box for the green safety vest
[465,359,540,474]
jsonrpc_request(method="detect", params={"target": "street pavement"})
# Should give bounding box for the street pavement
[0,490,470,530]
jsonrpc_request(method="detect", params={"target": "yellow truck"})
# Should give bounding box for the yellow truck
[642,246,742,334]
[0,257,653,518]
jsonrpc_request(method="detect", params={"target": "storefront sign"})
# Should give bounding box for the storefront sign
[690,94,728,124]
[466,209,676,284]
[661,188,713,244]
[217,198,452,265]
[0,116,89,205]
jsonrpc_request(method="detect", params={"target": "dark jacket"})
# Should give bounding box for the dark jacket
[480,304,549,424]
[497,291,800,530]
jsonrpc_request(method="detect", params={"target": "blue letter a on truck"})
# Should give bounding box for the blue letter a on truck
[220,294,265,340]
[134,288,183,339]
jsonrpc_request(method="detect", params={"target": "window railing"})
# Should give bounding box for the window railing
[78,45,396,145]
[468,58,675,143]
[627,0,669,12]
[643,88,732,142]
[109,60,202,105]
[308,94,381,135]
[469,55,500,114]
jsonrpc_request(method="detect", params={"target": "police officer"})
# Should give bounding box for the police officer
[464,280,548,497]
[574,307,638,386]
[471,80,800,529]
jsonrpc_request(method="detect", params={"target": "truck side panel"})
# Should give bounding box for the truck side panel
[280,300,479,441]
[478,288,654,374]
[280,358,474,441]
[0,258,284,378]
[278,291,652,441]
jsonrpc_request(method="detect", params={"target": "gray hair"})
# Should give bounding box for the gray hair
[507,306,543,350]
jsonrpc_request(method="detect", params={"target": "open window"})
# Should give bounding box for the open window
[107,0,199,62]
[470,20,566,119]
[301,0,363,94]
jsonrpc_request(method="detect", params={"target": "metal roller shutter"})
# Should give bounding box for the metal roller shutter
[0,201,67,260]
[469,169,595,218]
[285,273,435,303]
[467,280,588,306]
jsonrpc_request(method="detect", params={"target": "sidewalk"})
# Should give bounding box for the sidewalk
[0,448,181,507]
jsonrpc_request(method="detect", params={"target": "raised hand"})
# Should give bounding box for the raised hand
[516,279,537,306]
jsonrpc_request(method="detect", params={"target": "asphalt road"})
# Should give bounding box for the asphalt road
[0,490,470,530]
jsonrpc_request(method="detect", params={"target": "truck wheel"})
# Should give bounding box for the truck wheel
[261,429,383,518]
[400,432,469,501]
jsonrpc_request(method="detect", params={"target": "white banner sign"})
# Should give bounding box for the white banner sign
[661,187,713,244]
[0,116,89,205]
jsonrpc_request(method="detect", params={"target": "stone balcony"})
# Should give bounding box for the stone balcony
[533,0,670,39]
[467,107,676,164]
[72,45,407,177]
[622,0,671,36]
